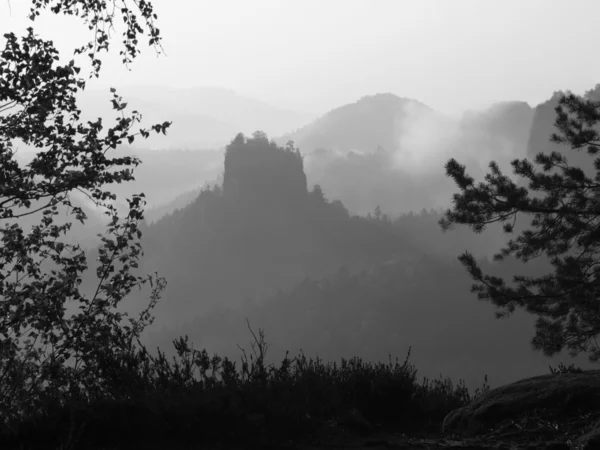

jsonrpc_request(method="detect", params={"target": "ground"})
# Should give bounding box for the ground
[270,371,600,450]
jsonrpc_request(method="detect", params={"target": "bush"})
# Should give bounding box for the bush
[1,320,488,449]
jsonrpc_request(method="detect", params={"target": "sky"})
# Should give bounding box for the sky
[1,0,599,115]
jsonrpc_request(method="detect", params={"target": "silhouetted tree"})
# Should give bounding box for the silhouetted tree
[0,0,169,422]
[310,184,326,203]
[441,92,600,361]
[374,205,382,221]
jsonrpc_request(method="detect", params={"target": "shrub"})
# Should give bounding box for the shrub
[1,320,488,449]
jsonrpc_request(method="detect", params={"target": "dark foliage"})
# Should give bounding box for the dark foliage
[0,0,169,426]
[441,89,600,361]
[1,325,488,449]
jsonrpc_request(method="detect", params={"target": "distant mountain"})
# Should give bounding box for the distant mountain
[277,93,434,153]
[460,101,533,155]
[76,89,236,150]
[526,93,569,166]
[145,86,315,138]
[277,93,534,217]
[144,187,204,224]
[526,85,600,180]
[10,147,223,246]
[78,86,316,150]
[104,148,224,209]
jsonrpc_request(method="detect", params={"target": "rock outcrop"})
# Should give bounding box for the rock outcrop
[442,370,600,449]
[222,131,307,206]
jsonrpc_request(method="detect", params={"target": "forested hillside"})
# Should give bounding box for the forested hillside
[124,129,589,391]
[145,252,571,389]
[130,132,420,327]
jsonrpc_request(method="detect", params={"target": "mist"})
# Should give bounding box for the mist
[293,96,532,219]
[3,2,600,446]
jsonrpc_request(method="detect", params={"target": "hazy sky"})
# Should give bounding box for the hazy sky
[1,0,599,115]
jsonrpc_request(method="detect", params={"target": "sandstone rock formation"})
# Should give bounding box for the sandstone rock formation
[442,370,600,449]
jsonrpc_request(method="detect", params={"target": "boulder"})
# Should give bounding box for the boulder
[442,370,600,437]
[573,420,600,450]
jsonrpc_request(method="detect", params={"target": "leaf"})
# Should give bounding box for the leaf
[0,1,168,418]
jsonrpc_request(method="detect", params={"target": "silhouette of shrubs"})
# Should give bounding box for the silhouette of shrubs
[1,321,489,449]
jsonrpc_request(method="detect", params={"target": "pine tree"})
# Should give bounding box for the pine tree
[440,91,600,361]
